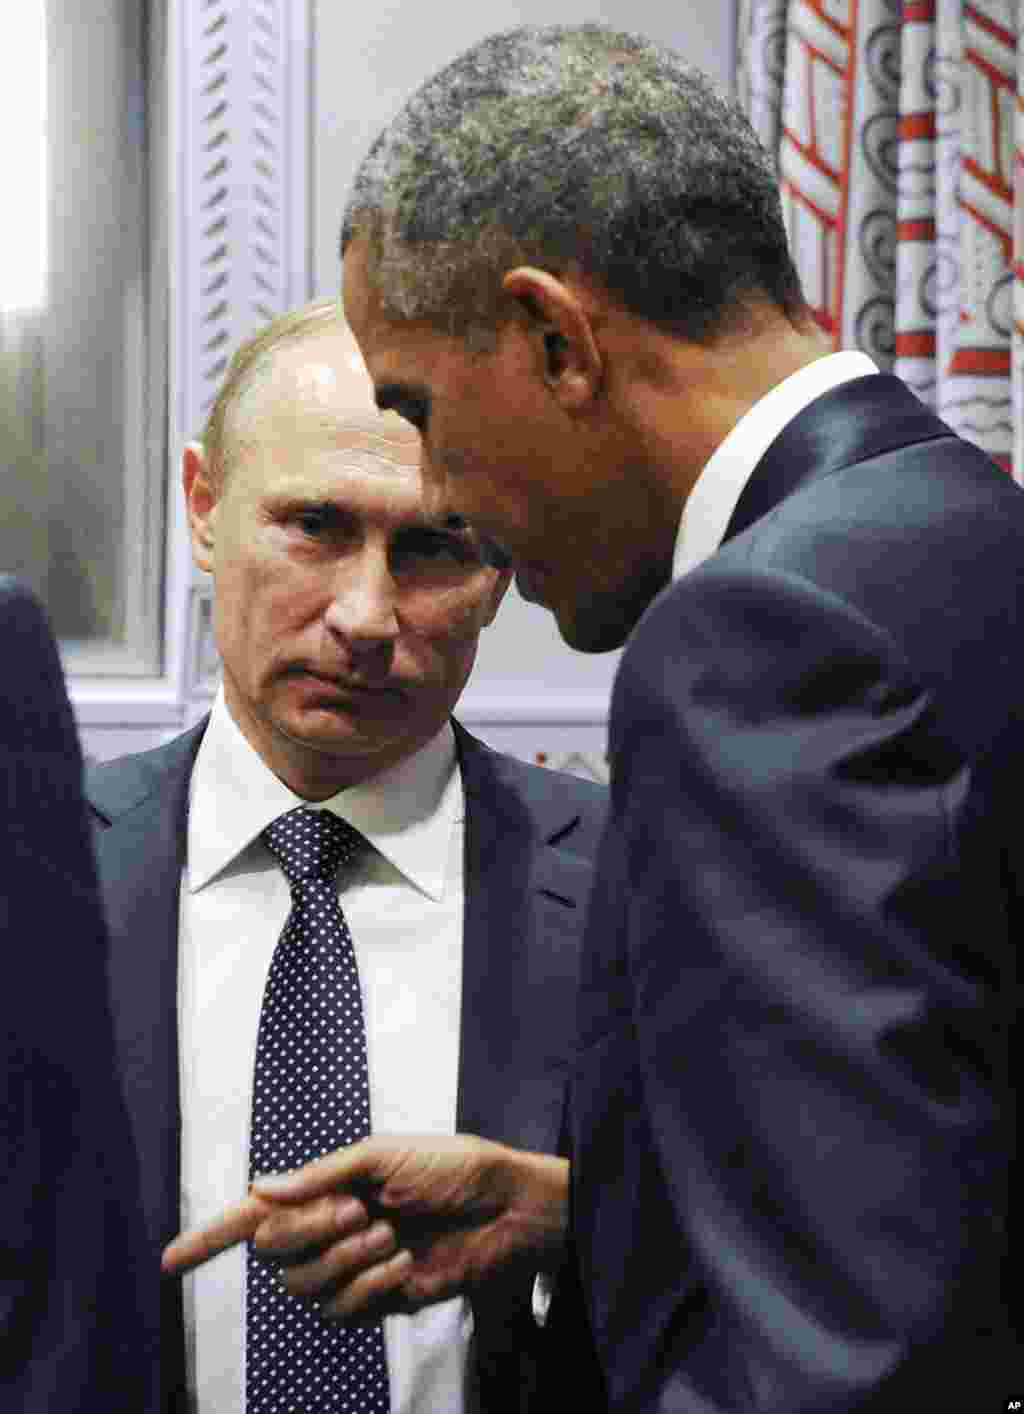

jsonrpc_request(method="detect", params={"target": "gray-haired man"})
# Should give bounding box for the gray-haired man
[169,26,1018,1411]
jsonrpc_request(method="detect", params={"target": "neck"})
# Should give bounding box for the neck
[607,302,831,522]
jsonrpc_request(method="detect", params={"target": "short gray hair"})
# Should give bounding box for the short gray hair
[342,23,805,342]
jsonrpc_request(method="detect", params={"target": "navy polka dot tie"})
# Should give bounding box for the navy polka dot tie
[246,807,390,1413]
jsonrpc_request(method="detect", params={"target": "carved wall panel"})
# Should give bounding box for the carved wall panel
[172,0,311,722]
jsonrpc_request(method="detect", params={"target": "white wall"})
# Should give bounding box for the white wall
[312,2,734,759]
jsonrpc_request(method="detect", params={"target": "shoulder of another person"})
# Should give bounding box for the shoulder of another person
[527,762,608,856]
[516,756,607,808]
[482,742,606,814]
[614,548,860,718]
[455,721,607,846]
[85,719,207,824]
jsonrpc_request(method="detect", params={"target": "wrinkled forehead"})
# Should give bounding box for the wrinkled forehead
[236,324,372,409]
[227,323,421,468]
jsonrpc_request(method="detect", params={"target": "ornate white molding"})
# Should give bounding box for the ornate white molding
[174,0,310,434]
[169,0,311,715]
[189,580,221,697]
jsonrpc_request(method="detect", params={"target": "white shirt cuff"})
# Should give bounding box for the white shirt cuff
[531,1271,554,1328]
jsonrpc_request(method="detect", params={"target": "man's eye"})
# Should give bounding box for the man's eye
[294,507,335,537]
[397,531,470,563]
[397,402,427,432]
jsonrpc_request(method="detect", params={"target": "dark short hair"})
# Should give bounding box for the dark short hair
[342,23,805,342]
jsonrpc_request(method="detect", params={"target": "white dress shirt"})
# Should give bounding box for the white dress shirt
[179,691,472,1414]
[672,351,879,579]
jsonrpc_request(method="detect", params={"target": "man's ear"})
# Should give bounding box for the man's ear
[502,267,602,412]
[481,567,513,626]
[182,441,218,573]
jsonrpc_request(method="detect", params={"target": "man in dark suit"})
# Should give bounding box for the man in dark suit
[168,23,1019,1412]
[0,577,157,1409]
[94,300,606,1412]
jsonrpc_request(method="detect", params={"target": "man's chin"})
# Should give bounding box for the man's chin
[519,564,666,654]
[557,609,631,654]
[268,715,415,776]
[553,584,659,654]
[514,565,547,606]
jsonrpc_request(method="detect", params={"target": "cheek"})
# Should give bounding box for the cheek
[398,586,491,675]
[403,579,494,637]
[213,544,322,652]
[455,456,545,537]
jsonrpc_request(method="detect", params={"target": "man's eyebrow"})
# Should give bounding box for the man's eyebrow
[374,382,430,415]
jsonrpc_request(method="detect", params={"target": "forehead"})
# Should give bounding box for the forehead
[233,322,400,421]
[341,238,454,390]
[230,326,422,477]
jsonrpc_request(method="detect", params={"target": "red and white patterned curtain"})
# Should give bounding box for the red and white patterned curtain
[737,0,1024,481]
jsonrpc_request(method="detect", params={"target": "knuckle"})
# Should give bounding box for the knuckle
[402,1270,440,1308]
[252,1219,282,1252]
[325,1282,365,1321]
[316,1235,369,1289]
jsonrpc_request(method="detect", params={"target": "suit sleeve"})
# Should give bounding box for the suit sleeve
[611,564,1009,1409]
[0,579,159,1411]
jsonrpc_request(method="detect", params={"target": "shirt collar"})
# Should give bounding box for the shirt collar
[187,690,460,902]
[672,351,878,580]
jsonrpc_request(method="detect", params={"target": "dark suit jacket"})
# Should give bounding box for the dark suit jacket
[0,577,157,1411]
[568,374,1020,1411]
[86,715,607,1413]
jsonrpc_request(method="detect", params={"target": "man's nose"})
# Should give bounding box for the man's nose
[418,446,449,523]
[323,553,400,646]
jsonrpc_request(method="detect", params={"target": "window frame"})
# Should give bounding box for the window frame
[71,0,312,757]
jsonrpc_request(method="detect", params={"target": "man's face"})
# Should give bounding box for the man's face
[342,237,674,653]
[185,327,508,796]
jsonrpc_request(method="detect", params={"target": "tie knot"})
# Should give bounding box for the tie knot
[262,807,364,887]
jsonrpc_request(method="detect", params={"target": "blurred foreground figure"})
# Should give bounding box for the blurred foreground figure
[0,576,156,1411]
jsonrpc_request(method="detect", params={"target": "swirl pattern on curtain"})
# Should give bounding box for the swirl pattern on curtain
[737,0,1024,479]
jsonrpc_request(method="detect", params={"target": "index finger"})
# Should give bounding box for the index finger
[161,1193,275,1276]
[250,1137,396,1205]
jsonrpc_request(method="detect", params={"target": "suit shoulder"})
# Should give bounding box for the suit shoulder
[504,756,608,862]
[455,724,608,855]
[513,754,608,819]
[475,738,606,807]
[86,721,205,824]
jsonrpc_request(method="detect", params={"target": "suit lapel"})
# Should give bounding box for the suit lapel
[724,373,951,543]
[90,725,204,1252]
[88,724,206,1412]
[453,724,592,1156]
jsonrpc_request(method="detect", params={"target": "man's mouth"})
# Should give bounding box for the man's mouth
[478,535,513,569]
[515,564,550,605]
[292,669,403,699]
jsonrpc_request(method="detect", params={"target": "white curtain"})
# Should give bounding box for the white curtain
[737,0,1024,481]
